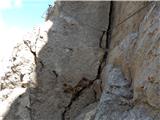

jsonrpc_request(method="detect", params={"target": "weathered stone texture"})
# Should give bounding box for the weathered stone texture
[97,1,160,120]
[31,1,110,120]
[1,1,160,120]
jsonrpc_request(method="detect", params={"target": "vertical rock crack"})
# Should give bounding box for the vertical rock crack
[62,2,113,120]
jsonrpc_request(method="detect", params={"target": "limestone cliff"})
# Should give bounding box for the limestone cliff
[0,1,160,120]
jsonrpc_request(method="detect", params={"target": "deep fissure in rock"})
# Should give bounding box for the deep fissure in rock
[23,41,37,64]
[96,1,113,80]
[62,2,113,120]
[62,78,94,120]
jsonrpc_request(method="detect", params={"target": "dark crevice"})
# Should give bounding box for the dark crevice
[99,79,103,94]
[99,31,106,48]
[20,73,25,82]
[39,60,44,69]
[106,1,113,49]
[62,77,94,120]
[62,2,113,120]
[52,70,58,78]
[23,41,37,64]
[95,1,113,80]
[31,51,37,64]
[12,57,16,61]
[95,51,107,80]
[93,89,97,100]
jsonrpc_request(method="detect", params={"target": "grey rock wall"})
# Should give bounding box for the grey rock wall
[0,1,160,120]
[96,1,160,120]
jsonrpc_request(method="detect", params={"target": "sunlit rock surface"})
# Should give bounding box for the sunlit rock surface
[96,2,160,120]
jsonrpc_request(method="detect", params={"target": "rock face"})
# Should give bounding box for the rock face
[96,1,160,120]
[0,1,160,120]
[32,2,110,120]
